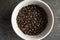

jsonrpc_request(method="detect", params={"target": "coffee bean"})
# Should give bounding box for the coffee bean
[34,18,37,20]
[21,25,24,27]
[28,20,30,23]
[34,21,36,23]
[28,13,30,15]
[26,16,28,18]
[28,18,30,20]
[22,28,26,31]
[32,29,34,31]
[29,24,31,26]
[29,29,31,32]
[24,23,25,25]
[30,15,32,18]
[25,25,29,28]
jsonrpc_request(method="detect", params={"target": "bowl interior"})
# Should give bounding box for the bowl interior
[11,0,54,40]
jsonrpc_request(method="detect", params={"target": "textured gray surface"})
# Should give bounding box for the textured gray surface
[0,0,60,40]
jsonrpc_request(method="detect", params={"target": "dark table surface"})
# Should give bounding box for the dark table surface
[0,0,60,40]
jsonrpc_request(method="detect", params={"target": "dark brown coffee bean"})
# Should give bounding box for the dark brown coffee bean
[34,18,37,20]
[32,29,34,31]
[22,28,26,31]
[25,25,29,28]
[34,21,36,23]
[21,25,24,27]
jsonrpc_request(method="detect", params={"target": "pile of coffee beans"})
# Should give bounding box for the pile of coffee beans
[16,5,48,35]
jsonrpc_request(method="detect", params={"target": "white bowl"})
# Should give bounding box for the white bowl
[11,0,54,40]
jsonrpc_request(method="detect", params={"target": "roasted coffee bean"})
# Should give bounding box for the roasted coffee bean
[16,5,48,35]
